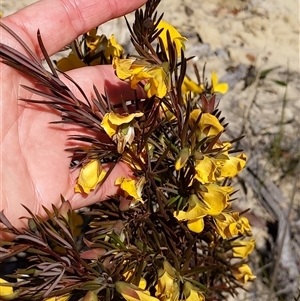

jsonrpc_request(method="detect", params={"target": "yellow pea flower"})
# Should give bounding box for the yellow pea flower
[231,264,256,284]
[189,109,224,140]
[114,58,137,79]
[183,282,205,301]
[101,112,143,153]
[219,153,247,178]
[56,53,87,72]
[113,57,170,98]
[211,71,228,94]
[214,212,236,239]
[116,282,159,301]
[101,112,143,138]
[0,278,19,300]
[75,159,106,194]
[181,76,203,95]
[123,271,147,290]
[57,29,104,72]
[194,156,218,184]
[198,184,232,215]
[174,194,209,234]
[103,34,124,61]
[174,194,207,220]
[155,269,175,297]
[85,28,104,52]
[174,184,232,233]
[156,20,187,57]
[231,239,256,259]
[182,72,228,95]
[229,215,252,237]
[142,67,168,99]
[57,30,123,71]
[115,177,145,206]
[214,212,252,238]
[155,261,179,301]
[186,217,205,233]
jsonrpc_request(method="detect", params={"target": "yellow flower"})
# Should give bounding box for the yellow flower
[199,184,232,214]
[174,184,232,233]
[142,66,169,98]
[0,278,19,300]
[123,271,147,290]
[227,212,252,237]
[44,295,70,301]
[156,20,187,57]
[214,212,252,238]
[116,282,159,301]
[103,34,124,61]
[189,109,224,140]
[175,148,190,171]
[211,71,228,94]
[183,282,205,301]
[231,239,255,259]
[181,72,228,95]
[174,194,207,220]
[85,28,104,52]
[174,185,229,234]
[232,264,256,284]
[115,177,145,206]
[214,212,235,238]
[101,112,143,153]
[75,160,106,194]
[101,112,143,138]
[181,76,203,95]
[155,261,179,301]
[56,30,123,71]
[56,53,87,72]
[114,58,136,79]
[113,57,170,98]
[194,156,218,184]
[219,153,247,178]
[57,29,104,72]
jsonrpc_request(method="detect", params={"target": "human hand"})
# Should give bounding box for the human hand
[0,0,146,234]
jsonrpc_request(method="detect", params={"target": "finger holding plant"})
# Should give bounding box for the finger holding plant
[0,0,255,300]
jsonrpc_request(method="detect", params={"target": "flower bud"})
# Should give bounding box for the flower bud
[183,282,205,301]
[175,147,190,170]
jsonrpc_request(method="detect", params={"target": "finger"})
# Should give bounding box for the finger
[3,0,146,57]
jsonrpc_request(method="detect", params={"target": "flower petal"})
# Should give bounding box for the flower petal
[156,20,187,57]
[187,218,205,233]
[75,160,106,194]
[220,153,247,178]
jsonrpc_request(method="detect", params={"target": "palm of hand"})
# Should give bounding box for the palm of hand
[0,0,147,231]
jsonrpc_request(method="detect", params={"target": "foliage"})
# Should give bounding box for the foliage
[0,1,255,300]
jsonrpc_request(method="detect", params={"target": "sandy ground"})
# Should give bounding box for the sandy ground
[1,0,299,300]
